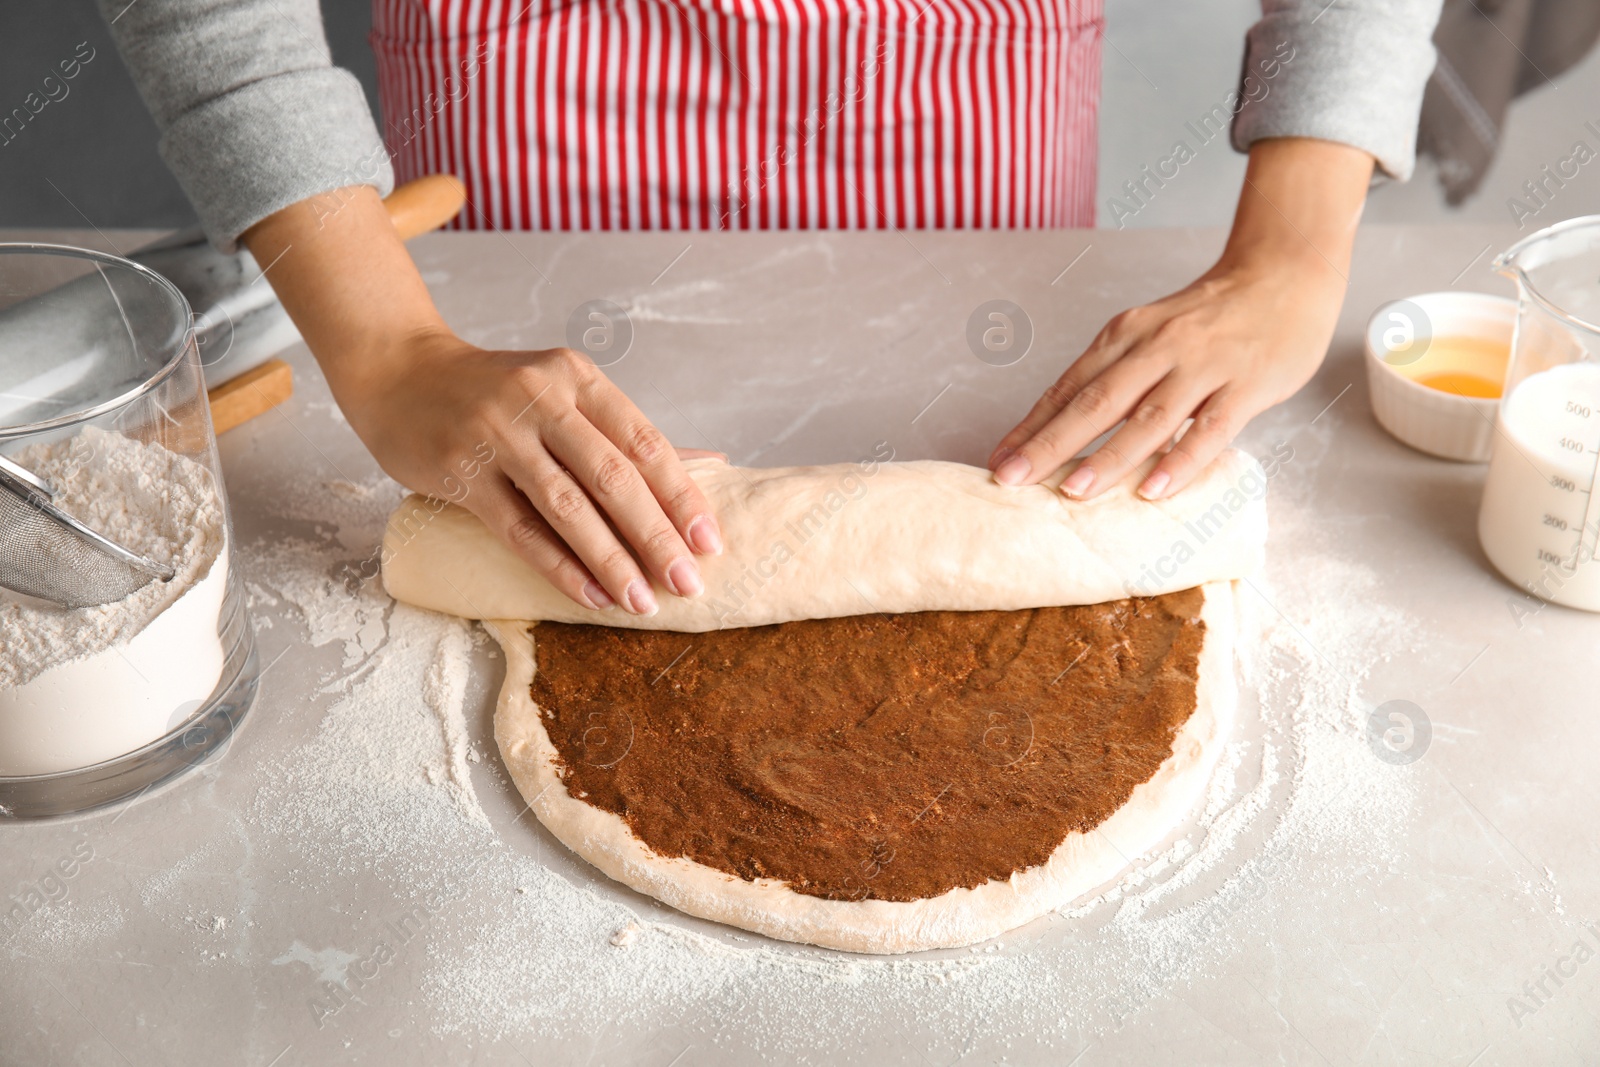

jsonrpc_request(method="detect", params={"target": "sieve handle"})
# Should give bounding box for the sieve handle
[0,454,52,501]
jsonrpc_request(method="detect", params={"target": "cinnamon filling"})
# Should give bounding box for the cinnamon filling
[530,588,1205,902]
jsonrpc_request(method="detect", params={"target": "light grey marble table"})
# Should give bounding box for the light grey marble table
[3,226,1597,1066]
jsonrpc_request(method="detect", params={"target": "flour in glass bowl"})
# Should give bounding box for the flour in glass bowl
[0,426,227,776]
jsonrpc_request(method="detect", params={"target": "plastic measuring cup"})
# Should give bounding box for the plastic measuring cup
[1479,216,1600,611]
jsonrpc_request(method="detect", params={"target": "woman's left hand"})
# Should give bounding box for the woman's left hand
[987,137,1375,501]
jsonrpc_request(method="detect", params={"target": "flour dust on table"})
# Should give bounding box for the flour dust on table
[0,459,1425,1055]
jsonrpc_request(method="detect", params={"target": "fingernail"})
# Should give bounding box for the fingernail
[625,579,659,616]
[1138,471,1171,500]
[989,446,1014,472]
[1062,466,1095,498]
[581,580,615,610]
[666,557,704,598]
[993,454,1032,486]
[686,514,723,555]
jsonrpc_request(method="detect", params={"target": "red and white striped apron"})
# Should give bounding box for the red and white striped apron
[371,0,1101,230]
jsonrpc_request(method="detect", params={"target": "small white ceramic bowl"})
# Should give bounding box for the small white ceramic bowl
[1364,290,1515,463]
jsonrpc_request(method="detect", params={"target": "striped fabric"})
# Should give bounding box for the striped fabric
[371,0,1102,230]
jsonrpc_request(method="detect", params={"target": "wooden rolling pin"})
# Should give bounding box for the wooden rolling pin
[207,174,466,434]
[207,358,296,435]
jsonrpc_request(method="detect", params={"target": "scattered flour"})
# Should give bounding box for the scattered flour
[26,894,127,952]
[325,479,375,502]
[422,623,486,827]
[249,561,491,855]
[138,841,220,908]
[267,559,390,672]
[273,941,360,986]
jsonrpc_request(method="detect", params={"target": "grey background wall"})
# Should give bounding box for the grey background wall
[0,0,376,230]
[1097,0,1600,229]
[3,0,1596,232]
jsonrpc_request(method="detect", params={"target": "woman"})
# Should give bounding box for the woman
[102,0,1441,616]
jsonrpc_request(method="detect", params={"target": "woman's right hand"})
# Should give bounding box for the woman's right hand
[241,185,724,617]
[332,329,724,616]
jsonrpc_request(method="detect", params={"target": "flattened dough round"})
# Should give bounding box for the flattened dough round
[487,582,1236,954]
[382,455,1262,953]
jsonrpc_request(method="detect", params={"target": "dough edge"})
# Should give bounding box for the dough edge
[487,580,1237,954]
[383,453,1267,631]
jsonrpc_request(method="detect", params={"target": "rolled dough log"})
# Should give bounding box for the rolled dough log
[382,451,1267,629]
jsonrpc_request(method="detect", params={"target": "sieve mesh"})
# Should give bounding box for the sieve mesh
[0,477,173,608]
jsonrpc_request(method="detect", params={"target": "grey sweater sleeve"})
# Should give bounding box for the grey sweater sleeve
[96,0,394,250]
[1231,0,1444,180]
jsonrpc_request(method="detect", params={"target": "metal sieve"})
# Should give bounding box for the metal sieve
[0,452,173,608]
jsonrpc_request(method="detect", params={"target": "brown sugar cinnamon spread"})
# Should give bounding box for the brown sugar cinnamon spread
[529,588,1206,902]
